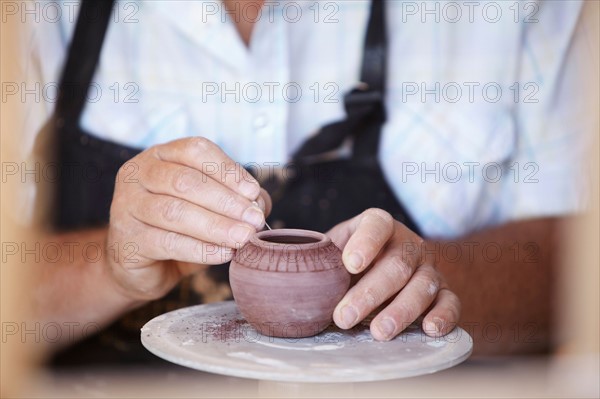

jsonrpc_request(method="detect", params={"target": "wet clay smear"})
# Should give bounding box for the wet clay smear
[175,311,422,347]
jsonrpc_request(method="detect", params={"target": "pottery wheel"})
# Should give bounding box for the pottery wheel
[141,301,473,383]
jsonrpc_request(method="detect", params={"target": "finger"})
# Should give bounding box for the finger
[140,161,265,229]
[369,264,443,341]
[333,237,418,329]
[153,137,261,200]
[342,208,394,273]
[131,192,256,248]
[132,222,235,265]
[255,188,272,216]
[422,288,461,338]
[325,215,356,249]
[325,209,392,250]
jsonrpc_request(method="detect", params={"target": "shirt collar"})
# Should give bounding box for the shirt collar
[144,0,250,73]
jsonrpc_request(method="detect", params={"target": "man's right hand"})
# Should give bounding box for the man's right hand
[106,137,271,301]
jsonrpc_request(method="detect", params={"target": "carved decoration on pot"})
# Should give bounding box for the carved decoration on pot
[230,229,351,338]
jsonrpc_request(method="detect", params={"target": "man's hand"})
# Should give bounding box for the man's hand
[107,137,271,301]
[328,208,460,341]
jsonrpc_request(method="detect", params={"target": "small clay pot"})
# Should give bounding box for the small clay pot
[230,229,351,338]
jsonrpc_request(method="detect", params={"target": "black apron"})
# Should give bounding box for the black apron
[42,0,420,366]
[266,1,419,233]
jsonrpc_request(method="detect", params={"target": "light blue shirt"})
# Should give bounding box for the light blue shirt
[22,0,593,238]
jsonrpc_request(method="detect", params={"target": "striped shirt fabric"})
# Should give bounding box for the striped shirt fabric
[20,0,593,238]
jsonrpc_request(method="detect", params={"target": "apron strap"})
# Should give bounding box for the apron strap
[360,0,386,93]
[55,0,115,132]
[292,0,387,161]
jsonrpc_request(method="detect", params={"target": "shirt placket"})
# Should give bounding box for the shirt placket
[246,3,289,167]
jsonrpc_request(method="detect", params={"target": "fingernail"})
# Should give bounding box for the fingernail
[240,181,260,200]
[252,199,267,213]
[242,206,264,229]
[229,224,253,244]
[375,318,396,340]
[424,319,440,336]
[340,305,358,328]
[345,252,364,273]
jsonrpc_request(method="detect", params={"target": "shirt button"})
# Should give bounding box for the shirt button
[253,114,268,129]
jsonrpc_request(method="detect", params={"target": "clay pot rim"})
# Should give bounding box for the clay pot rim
[251,228,332,250]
